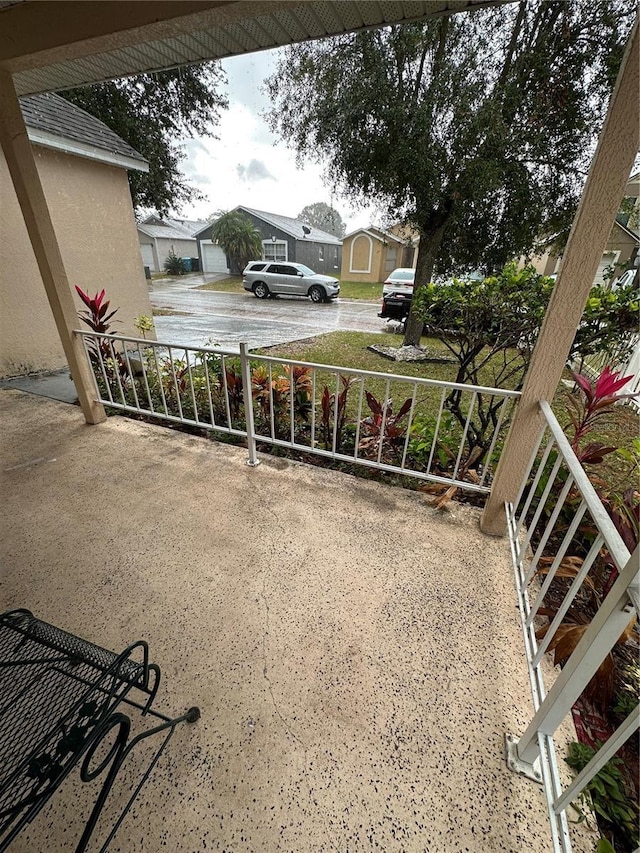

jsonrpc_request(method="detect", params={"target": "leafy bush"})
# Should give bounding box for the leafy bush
[320,375,357,451]
[413,262,639,461]
[164,249,187,275]
[75,286,128,391]
[133,315,154,338]
[358,392,413,463]
[407,412,457,471]
[251,364,312,438]
[565,741,639,852]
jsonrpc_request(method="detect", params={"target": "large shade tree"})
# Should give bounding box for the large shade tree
[62,64,227,216]
[266,1,636,345]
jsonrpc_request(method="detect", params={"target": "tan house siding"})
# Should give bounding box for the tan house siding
[154,237,197,269]
[351,234,373,273]
[341,228,412,282]
[526,220,638,284]
[0,144,152,377]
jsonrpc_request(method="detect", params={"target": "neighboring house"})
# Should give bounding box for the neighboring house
[530,219,639,285]
[528,174,639,285]
[341,225,417,283]
[0,92,153,378]
[195,206,342,276]
[137,215,208,272]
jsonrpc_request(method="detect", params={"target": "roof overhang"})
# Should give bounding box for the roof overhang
[0,0,515,96]
[344,227,403,244]
[27,126,149,171]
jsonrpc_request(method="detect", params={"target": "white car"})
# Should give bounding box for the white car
[242,261,340,302]
[382,267,415,297]
[379,268,416,321]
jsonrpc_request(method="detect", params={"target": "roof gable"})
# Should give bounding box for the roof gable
[612,218,639,241]
[343,226,403,244]
[19,92,147,171]
[143,215,208,237]
[239,206,342,245]
[195,207,343,244]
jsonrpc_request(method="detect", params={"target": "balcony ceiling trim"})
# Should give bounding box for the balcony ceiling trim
[0,0,514,96]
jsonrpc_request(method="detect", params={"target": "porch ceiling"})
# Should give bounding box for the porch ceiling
[1,0,514,96]
[0,389,589,851]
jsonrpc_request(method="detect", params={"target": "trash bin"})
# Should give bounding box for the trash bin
[190,257,200,272]
[181,257,192,272]
[143,265,151,280]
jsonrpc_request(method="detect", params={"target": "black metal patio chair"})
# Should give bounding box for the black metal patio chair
[0,608,200,851]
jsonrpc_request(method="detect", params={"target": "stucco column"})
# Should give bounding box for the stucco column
[481,20,639,536]
[0,69,106,424]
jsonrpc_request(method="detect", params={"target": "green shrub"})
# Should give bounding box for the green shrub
[164,249,186,275]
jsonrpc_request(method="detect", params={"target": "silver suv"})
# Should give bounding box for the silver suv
[242,261,340,302]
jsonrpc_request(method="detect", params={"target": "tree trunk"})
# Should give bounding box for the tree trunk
[403,224,447,347]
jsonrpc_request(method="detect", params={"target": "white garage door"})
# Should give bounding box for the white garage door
[202,241,229,273]
[140,243,155,270]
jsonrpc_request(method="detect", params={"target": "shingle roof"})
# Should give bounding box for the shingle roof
[138,216,208,241]
[343,226,404,244]
[164,217,209,237]
[137,223,198,241]
[240,207,342,245]
[19,92,147,166]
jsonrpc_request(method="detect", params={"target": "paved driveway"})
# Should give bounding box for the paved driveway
[149,274,385,350]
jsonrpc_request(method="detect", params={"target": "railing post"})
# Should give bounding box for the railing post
[509,546,638,770]
[240,343,260,467]
[0,69,106,425]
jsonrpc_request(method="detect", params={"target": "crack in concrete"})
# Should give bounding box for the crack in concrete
[259,571,306,749]
[259,564,340,853]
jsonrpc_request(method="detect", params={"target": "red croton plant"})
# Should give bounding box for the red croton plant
[567,366,637,464]
[535,366,639,851]
[75,286,119,333]
[537,366,637,689]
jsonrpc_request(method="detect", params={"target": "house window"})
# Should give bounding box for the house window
[319,246,324,261]
[385,247,398,272]
[263,241,288,262]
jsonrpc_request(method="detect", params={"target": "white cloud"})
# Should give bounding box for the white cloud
[178,50,378,232]
[236,159,275,182]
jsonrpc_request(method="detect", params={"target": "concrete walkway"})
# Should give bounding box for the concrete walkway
[0,390,583,852]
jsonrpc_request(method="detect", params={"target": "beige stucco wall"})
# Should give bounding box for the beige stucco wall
[341,234,389,282]
[523,221,638,280]
[155,237,197,266]
[0,144,153,377]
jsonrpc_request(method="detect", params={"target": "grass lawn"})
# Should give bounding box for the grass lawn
[197,276,243,292]
[256,330,526,391]
[258,331,453,376]
[339,281,382,300]
[256,330,638,490]
[152,307,192,316]
[254,331,519,458]
[197,276,382,300]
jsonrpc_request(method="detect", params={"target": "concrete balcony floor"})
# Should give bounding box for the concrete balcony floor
[0,390,585,852]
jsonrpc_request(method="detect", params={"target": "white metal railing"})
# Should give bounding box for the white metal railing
[76,330,520,493]
[505,399,639,853]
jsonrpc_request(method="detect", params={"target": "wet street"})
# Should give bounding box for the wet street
[149,274,385,351]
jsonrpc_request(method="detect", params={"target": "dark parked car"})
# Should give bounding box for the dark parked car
[378,267,415,321]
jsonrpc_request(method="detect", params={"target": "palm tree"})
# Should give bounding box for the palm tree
[210,211,263,274]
